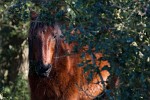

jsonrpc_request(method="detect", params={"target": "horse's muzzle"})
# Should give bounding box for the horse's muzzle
[36,61,52,77]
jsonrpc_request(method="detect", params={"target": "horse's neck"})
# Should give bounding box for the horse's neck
[53,41,80,75]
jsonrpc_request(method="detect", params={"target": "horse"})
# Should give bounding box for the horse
[28,11,110,100]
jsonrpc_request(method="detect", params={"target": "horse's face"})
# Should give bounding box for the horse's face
[29,25,56,77]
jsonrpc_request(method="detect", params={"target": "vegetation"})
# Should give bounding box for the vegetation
[0,0,149,99]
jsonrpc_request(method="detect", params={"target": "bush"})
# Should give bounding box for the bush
[0,74,30,100]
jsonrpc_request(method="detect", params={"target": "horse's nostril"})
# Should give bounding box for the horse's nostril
[41,64,51,72]
[36,64,52,77]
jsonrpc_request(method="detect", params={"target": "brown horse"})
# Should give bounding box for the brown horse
[28,11,110,100]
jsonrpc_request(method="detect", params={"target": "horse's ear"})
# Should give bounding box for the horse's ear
[29,8,38,20]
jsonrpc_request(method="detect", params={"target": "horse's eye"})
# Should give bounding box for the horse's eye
[53,35,56,39]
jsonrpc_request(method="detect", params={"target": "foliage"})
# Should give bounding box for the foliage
[0,0,31,99]
[0,0,149,99]
[0,74,29,100]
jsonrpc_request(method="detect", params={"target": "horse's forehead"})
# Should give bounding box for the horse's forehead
[31,26,54,35]
[29,23,65,42]
[39,26,54,33]
[41,25,63,37]
[54,24,62,36]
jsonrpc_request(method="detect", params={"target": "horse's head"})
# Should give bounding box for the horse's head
[28,12,62,77]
